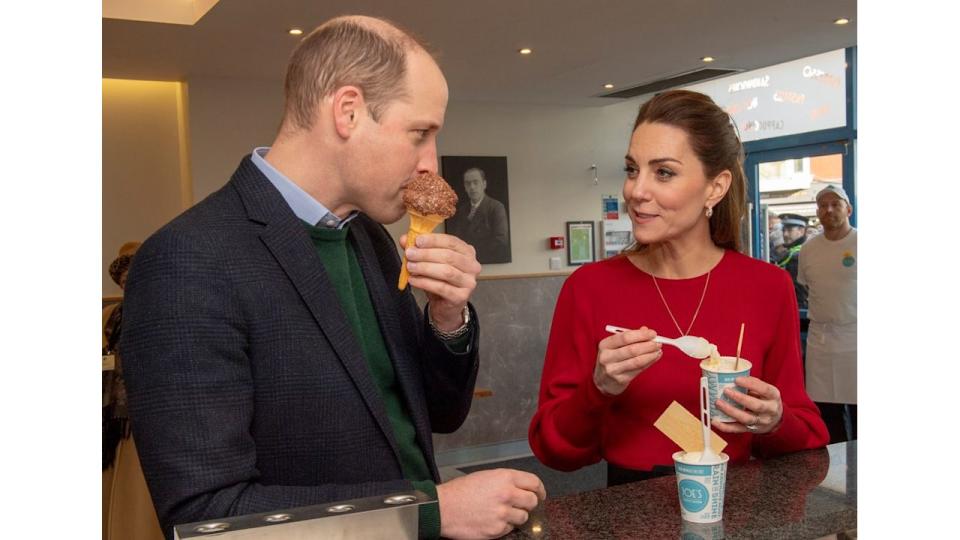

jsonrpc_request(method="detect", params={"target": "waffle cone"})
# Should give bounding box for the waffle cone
[398,211,445,290]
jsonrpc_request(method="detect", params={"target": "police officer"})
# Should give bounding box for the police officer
[775,213,808,309]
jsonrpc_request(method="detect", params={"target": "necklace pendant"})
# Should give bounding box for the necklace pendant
[652,271,711,338]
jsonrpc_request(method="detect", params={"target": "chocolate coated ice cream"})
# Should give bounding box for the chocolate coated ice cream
[403,172,458,218]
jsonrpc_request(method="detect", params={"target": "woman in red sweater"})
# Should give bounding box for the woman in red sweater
[528,90,829,485]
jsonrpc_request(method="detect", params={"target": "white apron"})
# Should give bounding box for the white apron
[805,321,857,404]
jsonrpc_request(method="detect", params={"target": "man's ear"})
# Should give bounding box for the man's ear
[331,86,364,139]
[706,169,732,208]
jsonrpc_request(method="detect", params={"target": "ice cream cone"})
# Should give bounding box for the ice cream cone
[398,210,444,290]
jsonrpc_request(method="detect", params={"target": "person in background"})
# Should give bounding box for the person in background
[775,213,809,309]
[121,16,543,540]
[103,240,141,469]
[798,185,857,443]
[445,167,510,263]
[767,210,785,262]
[528,90,828,486]
[102,241,164,540]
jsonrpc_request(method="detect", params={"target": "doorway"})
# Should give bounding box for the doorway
[745,141,852,263]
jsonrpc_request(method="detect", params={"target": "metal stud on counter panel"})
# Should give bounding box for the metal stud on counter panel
[173,490,431,539]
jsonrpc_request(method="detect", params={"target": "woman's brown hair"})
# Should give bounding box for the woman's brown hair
[628,89,747,252]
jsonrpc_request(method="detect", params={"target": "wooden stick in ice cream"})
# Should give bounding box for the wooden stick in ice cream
[735,323,745,370]
[398,171,458,290]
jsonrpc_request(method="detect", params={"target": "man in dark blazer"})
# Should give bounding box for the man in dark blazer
[121,16,544,540]
[446,167,510,263]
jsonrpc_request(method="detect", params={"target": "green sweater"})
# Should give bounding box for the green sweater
[306,224,440,539]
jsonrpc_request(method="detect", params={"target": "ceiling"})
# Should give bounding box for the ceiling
[102,0,857,107]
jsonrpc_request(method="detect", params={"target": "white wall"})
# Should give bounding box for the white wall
[102,79,192,296]
[188,76,284,202]
[186,75,648,276]
[433,99,643,275]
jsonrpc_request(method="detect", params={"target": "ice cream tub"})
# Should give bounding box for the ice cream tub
[673,450,729,524]
[700,357,751,423]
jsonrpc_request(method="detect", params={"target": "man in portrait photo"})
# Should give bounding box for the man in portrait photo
[445,163,511,264]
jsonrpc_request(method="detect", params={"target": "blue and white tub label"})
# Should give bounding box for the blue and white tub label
[702,362,751,423]
[678,479,709,512]
[674,456,727,523]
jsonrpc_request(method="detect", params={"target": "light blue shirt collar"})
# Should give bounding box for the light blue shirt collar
[251,147,358,229]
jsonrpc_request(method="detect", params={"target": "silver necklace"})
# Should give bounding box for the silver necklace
[651,271,711,337]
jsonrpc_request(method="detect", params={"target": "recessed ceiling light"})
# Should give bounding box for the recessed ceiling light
[518,48,532,55]
[603,83,614,89]
[701,56,715,63]
[288,28,304,36]
[834,18,850,25]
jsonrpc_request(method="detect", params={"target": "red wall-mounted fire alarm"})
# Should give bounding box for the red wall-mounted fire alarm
[549,236,565,250]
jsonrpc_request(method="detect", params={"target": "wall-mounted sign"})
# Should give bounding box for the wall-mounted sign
[683,49,847,142]
[602,195,620,219]
[601,219,633,259]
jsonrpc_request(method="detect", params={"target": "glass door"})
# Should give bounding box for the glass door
[744,141,851,263]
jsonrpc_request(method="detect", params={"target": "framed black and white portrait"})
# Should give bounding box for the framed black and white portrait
[441,156,512,264]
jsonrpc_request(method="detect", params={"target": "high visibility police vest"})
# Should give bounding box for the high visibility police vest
[776,244,803,268]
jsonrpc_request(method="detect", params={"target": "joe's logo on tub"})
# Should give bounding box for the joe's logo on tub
[678,479,709,512]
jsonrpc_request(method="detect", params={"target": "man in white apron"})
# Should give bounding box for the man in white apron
[798,185,857,443]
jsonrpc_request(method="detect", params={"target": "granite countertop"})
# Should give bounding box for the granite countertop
[506,441,856,540]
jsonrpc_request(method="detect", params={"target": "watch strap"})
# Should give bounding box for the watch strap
[428,304,470,340]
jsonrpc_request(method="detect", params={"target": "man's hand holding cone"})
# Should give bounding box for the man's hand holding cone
[398,171,461,291]
[398,172,481,332]
[398,211,445,290]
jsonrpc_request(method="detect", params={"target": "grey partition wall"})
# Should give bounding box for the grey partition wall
[420,274,568,456]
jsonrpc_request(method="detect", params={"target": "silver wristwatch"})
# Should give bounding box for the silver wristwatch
[428,305,471,340]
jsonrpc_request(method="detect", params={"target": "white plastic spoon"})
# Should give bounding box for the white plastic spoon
[699,376,719,463]
[604,325,713,359]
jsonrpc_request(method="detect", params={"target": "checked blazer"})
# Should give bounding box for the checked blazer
[121,156,480,537]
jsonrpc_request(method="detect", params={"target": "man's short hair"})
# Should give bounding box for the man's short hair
[463,167,487,182]
[282,17,430,130]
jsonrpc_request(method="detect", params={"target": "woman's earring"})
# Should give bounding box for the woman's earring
[705,206,714,218]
